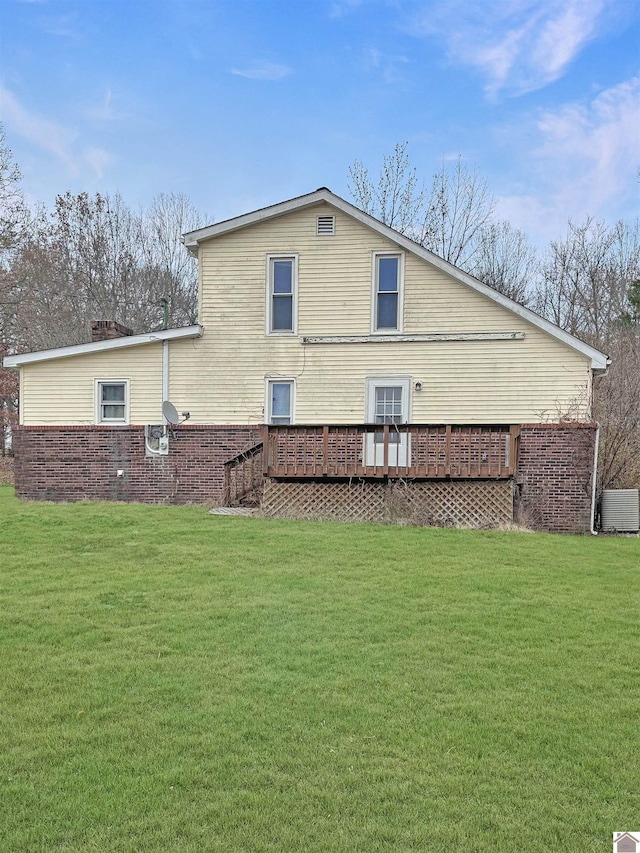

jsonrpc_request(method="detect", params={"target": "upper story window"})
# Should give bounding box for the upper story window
[95,379,129,424]
[267,254,298,334]
[372,252,403,332]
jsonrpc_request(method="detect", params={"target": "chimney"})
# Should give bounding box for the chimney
[91,320,135,342]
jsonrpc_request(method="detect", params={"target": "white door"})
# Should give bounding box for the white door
[365,378,411,467]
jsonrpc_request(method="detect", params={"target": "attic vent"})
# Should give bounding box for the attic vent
[317,215,335,236]
[601,489,639,532]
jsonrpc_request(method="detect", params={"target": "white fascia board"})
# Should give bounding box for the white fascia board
[183,187,609,370]
[323,194,611,371]
[3,325,203,368]
[182,188,333,249]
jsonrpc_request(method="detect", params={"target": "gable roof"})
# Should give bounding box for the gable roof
[3,324,203,368]
[183,188,609,372]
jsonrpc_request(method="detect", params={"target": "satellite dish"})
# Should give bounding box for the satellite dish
[162,400,180,425]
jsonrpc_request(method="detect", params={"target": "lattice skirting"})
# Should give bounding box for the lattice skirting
[261,479,514,527]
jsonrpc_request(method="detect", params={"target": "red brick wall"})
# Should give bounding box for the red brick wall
[12,423,598,533]
[12,425,261,504]
[516,424,597,534]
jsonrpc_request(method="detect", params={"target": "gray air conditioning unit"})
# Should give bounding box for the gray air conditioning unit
[600,489,640,533]
[145,424,169,457]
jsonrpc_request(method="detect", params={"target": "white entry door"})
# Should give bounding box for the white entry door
[365,378,411,467]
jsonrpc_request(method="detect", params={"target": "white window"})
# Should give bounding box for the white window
[372,252,403,332]
[267,255,298,334]
[95,380,129,424]
[266,379,295,425]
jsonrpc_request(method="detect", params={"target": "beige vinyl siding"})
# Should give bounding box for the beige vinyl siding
[169,203,593,425]
[20,344,164,425]
[20,203,593,428]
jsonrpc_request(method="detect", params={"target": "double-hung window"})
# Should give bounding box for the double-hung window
[266,379,294,425]
[267,255,297,334]
[372,253,403,332]
[95,380,129,424]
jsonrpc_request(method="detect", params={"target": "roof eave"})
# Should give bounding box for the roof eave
[182,188,334,249]
[3,324,203,368]
[181,187,609,370]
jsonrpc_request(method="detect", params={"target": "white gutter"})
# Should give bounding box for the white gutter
[590,424,600,536]
[3,324,203,368]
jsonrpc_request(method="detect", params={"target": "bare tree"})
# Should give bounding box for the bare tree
[534,218,639,350]
[0,123,28,258]
[418,156,494,269]
[0,124,29,453]
[595,327,640,490]
[0,339,18,455]
[139,192,206,327]
[470,220,538,304]
[349,142,425,237]
[349,144,495,272]
[8,191,208,350]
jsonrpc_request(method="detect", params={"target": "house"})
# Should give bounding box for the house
[3,188,609,533]
[614,833,639,853]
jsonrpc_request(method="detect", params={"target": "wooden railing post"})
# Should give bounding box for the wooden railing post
[445,424,452,477]
[323,425,329,476]
[508,425,520,476]
[261,425,269,476]
[382,424,389,475]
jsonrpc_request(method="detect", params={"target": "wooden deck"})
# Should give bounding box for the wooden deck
[223,424,520,506]
[264,424,520,479]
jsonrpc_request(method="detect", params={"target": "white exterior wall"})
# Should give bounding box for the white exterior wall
[20,345,164,425]
[16,202,594,426]
[172,203,592,425]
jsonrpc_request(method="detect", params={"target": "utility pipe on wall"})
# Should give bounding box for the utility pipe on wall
[590,423,600,536]
[162,339,169,424]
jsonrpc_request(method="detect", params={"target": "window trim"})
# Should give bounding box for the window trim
[371,251,404,333]
[266,253,298,335]
[265,378,296,425]
[365,376,412,424]
[95,379,130,425]
[364,376,412,467]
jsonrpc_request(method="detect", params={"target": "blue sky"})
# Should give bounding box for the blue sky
[1,0,639,245]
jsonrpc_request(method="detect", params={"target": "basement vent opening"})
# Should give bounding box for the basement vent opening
[317,215,335,236]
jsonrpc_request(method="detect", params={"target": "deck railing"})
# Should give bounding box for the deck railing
[264,424,520,480]
[223,441,265,506]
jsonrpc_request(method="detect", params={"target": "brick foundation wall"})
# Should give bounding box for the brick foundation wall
[12,422,598,533]
[516,424,597,534]
[12,425,261,505]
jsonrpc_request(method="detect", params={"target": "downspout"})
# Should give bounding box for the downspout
[590,423,600,536]
[162,339,169,424]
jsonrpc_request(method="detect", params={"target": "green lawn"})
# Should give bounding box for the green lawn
[0,485,638,852]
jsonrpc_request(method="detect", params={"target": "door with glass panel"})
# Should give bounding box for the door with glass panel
[365,378,410,467]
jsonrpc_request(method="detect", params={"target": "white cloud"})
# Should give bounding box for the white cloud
[362,47,410,85]
[87,89,118,122]
[494,77,640,243]
[0,85,113,180]
[83,146,112,179]
[536,77,639,209]
[229,62,293,81]
[0,85,78,171]
[411,0,606,97]
[329,0,365,20]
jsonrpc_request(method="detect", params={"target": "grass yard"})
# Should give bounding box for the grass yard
[0,485,638,852]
